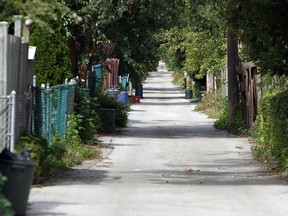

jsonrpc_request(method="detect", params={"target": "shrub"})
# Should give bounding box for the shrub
[16,132,66,178]
[63,115,101,166]
[74,83,100,142]
[16,114,102,180]
[194,92,223,119]
[252,88,288,170]
[214,98,247,135]
[0,173,14,216]
[96,91,129,130]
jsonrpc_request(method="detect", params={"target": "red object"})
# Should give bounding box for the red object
[133,96,140,103]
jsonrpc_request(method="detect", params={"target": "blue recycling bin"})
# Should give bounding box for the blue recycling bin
[117,91,128,104]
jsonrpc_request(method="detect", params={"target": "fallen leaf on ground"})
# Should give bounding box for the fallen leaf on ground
[185,168,200,172]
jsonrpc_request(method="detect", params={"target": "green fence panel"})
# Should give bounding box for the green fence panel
[67,83,76,115]
[45,88,53,146]
[121,76,128,89]
[51,84,69,139]
[33,82,76,147]
[88,64,102,96]
[33,86,45,138]
[93,64,102,89]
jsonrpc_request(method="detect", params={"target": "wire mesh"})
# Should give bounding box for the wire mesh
[15,94,32,144]
[51,84,69,139]
[88,64,102,95]
[0,96,10,152]
[33,83,76,146]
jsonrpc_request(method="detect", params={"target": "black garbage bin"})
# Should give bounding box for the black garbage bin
[100,108,116,132]
[135,84,143,98]
[0,159,35,215]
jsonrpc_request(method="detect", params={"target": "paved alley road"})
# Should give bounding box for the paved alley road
[27,63,288,216]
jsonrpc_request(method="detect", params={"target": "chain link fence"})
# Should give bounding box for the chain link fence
[33,82,76,146]
[0,92,16,152]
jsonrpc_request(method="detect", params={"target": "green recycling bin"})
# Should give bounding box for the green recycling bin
[185,89,192,99]
[0,159,35,215]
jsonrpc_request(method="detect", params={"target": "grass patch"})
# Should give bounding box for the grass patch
[194,92,224,119]
[195,92,247,135]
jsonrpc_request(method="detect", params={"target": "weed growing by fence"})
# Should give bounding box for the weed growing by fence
[16,132,50,177]
[74,83,100,142]
[194,92,223,119]
[63,114,101,166]
[195,93,247,135]
[214,99,247,135]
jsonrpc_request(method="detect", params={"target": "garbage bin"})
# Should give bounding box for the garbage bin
[117,91,128,104]
[135,84,143,98]
[0,159,35,215]
[185,89,192,99]
[107,89,120,99]
[100,108,116,132]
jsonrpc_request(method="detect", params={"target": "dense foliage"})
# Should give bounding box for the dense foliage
[0,173,13,216]
[30,19,72,86]
[226,0,288,76]
[73,82,100,142]
[252,88,288,170]
[157,0,227,89]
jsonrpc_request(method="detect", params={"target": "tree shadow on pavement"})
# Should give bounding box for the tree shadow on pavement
[26,201,72,216]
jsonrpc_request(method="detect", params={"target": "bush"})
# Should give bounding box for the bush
[252,88,288,170]
[74,83,100,142]
[63,115,101,166]
[16,114,102,180]
[96,92,129,130]
[16,132,66,178]
[214,98,247,135]
[0,173,14,216]
[194,92,223,119]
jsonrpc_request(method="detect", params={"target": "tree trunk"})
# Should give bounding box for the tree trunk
[67,37,80,78]
[227,31,239,119]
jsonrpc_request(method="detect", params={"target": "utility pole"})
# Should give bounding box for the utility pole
[227,30,239,119]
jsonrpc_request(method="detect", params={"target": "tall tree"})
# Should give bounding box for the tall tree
[226,0,288,76]
[227,31,239,118]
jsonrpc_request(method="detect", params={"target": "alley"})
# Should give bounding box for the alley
[27,64,288,216]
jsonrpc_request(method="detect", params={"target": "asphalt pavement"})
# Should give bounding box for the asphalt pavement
[27,62,288,216]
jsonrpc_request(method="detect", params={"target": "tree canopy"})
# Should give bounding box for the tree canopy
[226,0,288,76]
[1,0,288,84]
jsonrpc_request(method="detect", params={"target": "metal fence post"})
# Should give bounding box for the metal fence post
[9,90,16,152]
[45,83,52,147]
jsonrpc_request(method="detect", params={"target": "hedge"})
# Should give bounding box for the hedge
[254,88,288,170]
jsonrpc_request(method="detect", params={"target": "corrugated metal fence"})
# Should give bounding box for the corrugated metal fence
[0,22,32,97]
